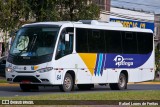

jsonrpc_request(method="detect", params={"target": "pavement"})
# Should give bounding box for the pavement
[0,76,5,80]
[0,76,160,87]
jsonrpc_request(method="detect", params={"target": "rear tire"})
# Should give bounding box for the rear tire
[59,73,74,92]
[109,73,127,90]
[77,84,94,90]
[20,84,39,92]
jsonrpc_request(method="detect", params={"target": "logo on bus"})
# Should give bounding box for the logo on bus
[114,55,134,67]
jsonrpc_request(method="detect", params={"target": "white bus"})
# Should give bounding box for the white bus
[5,20,155,92]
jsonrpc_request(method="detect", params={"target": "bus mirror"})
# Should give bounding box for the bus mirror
[65,34,69,42]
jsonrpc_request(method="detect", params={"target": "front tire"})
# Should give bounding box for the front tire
[59,73,74,92]
[109,73,127,90]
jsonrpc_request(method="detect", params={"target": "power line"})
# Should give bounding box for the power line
[112,0,160,8]
[96,3,157,13]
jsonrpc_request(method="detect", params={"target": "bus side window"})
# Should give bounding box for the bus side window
[56,28,74,60]
[122,32,138,54]
[137,32,153,54]
[107,31,123,54]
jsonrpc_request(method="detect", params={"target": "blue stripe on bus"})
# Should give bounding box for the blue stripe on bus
[101,54,106,76]
[98,54,103,76]
[97,54,101,76]
[94,54,99,76]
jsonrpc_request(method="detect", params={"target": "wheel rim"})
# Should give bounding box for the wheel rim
[119,75,125,88]
[64,77,72,89]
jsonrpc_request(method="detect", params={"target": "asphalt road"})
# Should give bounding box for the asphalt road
[0,84,160,97]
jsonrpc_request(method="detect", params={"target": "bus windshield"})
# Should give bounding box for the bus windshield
[10,27,59,57]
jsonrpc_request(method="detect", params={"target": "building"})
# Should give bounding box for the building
[110,7,154,30]
[92,0,111,21]
[93,0,110,11]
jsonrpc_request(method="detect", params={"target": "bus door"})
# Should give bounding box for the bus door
[55,28,74,84]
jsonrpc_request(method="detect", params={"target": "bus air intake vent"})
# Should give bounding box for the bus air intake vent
[13,76,41,83]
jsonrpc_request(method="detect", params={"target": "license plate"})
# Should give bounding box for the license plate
[21,80,31,84]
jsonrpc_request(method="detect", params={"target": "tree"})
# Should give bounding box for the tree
[155,47,160,78]
[0,0,30,31]
[0,0,100,30]
[0,0,28,55]
[0,0,100,55]
[27,0,100,21]
[57,0,100,21]
[27,0,59,22]
[78,3,100,20]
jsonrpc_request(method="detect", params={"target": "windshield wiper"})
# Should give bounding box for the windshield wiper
[16,46,28,56]
[28,35,37,52]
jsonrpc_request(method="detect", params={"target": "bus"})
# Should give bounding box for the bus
[5,20,155,92]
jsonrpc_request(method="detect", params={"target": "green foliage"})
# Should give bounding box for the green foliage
[57,0,100,21]
[27,0,59,22]
[155,48,160,72]
[0,0,29,31]
[0,0,100,31]
[78,3,100,20]
[0,0,100,54]
[0,91,160,100]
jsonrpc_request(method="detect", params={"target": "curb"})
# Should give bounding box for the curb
[0,83,19,87]
[128,82,160,85]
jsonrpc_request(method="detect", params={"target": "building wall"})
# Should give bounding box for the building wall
[93,0,110,11]
[110,7,154,32]
[110,7,154,22]
[92,0,111,21]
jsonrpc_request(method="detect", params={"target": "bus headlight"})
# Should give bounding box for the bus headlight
[5,68,13,72]
[36,67,53,73]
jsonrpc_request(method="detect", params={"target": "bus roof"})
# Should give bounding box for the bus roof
[22,20,153,33]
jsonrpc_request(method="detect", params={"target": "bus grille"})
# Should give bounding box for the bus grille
[13,76,41,83]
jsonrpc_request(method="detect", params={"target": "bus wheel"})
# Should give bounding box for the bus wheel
[77,84,94,90]
[59,73,74,92]
[20,84,39,92]
[109,73,127,90]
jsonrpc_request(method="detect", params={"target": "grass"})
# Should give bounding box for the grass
[151,80,160,82]
[0,79,7,83]
[0,90,160,100]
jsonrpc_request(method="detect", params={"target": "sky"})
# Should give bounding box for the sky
[111,0,160,14]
